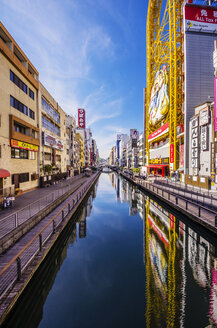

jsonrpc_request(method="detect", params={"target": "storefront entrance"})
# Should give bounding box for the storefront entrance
[146,165,169,178]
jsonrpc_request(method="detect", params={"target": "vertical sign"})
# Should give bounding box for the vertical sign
[170,144,174,163]
[78,108,86,128]
[215,78,217,132]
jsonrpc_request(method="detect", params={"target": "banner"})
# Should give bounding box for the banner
[148,122,169,142]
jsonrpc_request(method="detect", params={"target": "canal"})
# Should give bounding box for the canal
[3,172,217,328]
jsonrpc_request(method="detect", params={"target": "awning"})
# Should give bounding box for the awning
[0,169,10,178]
[146,165,168,168]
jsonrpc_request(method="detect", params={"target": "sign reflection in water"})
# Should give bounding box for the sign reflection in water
[109,172,217,328]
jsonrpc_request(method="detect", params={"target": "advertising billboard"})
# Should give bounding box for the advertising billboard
[185,5,217,34]
[149,66,169,126]
[78,108,85,128]
[42,132,64,151]
[130,129,138,148]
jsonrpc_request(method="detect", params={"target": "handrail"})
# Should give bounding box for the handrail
[0,172,98,281]
[0,175,84,223]
[0,182,83,277]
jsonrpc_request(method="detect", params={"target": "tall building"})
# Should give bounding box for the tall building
[66,114,76,176]
[39,82,67,177]
[0,22,40,193]
[146,0,217,179]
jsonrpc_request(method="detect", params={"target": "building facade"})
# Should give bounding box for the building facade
[39,82,67,177]
[0,22,40,193]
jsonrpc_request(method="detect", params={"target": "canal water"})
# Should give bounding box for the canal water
[3,172,217,328]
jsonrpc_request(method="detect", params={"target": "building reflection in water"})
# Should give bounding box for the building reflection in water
[109,172,217,327]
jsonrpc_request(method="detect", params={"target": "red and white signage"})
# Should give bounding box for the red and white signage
[78,108,86,128]
[148,122,169,142]
[185,5,217,33]
[148,215,169,248]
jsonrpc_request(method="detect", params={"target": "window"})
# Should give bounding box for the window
[31,129,38,139]
[14,121,31,136]
[10,96,28,115]
[29,88,34,100]
[29,109,35,120]
[42,115,60,136]
[19,173,29,183]
[10,70,27,94]
[41,98,60,123]
[11,148,28,159]
[29,151,36,160]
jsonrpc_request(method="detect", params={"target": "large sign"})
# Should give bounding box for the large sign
[185,5,217,34]
[130,129,138,148]
[191,116,199,168]
[11,139,38,152]
[149,66,169,126]
[199,107,209,126]
[148,122,169,142]
[78,108,86,128]
[201,125,208,151]
[149,157,169,165]
[42,132,64,151]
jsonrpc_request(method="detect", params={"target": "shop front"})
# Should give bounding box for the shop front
[146,158,169,178]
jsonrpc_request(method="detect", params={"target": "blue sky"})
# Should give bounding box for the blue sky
[0,0,149,159]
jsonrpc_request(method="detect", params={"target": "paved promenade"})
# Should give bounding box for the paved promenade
[0,174,84,220]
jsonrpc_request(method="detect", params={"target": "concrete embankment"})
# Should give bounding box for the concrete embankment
[118,171,217,236]
[0,171,100,325]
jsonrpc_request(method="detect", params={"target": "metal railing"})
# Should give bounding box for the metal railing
[136,178,217,229]
[154,178,216,199]
[0,172,99,302]
[0,175,84,240]
[152,180,217,208]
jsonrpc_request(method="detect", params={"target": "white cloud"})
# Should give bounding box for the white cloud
[0,0,133,159]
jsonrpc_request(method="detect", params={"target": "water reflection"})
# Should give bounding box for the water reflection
[1,184,98,328]
[110,172,217,328]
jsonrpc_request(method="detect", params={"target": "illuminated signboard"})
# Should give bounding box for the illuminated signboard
[149,67,169,126]
[185,5,217,34]
[78,108,86,128]
[10,139,38,152]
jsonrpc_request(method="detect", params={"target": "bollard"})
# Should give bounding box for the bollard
[15,212,18,228]
[62,210,64,220]
[68,203,70,213]
[39,234,42,252]
[198,206,201,217]
[53,220,56,233]
[16,257,21,281]
[215,216,217,227]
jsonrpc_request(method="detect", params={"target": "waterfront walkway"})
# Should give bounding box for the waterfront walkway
[0,172,100,323]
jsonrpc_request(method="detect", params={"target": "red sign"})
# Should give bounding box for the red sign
[148,216,169,248]
[170,144,174,164]
[78,108,85,128]
[179,144,184,168]
[148,122,169,142]
[185,5,217,33]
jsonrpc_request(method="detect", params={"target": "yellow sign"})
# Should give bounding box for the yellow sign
[149,158,162,165]
[11,139,39,152]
